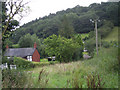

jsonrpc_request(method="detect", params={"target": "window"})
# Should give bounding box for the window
[27,56,32,61]
[7,57,10,59]
[30,56,32,61]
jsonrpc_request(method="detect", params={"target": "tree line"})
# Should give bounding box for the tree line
[10,2,119,44]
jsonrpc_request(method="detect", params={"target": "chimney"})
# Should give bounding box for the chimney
[6,45,9,49]
[34,42,37,48]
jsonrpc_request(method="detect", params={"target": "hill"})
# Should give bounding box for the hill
[10,2,119,44]
[103,27,118,42]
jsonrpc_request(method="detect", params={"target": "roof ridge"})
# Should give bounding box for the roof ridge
[4,47,36,57]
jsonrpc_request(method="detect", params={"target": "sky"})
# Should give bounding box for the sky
[19,0,109,25]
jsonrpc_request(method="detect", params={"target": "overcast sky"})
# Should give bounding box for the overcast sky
[19,0,110,25]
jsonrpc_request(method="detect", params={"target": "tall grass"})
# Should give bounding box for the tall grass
[103,27,118,42]
[26,47,118,88]
[5,47,117,88]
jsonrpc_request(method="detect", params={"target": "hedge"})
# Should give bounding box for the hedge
[14,57,35,69]
[14,57,59,69]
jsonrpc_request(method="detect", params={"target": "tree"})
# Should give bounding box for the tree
[18,33,32,48]
[58,15,75,38]
[1,0,30,52]
[2,0,30,40]
[98,20,114,38]
[18,34,47,58]
[44,34,83,63]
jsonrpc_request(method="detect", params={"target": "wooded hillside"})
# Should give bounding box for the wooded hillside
[10,2,119,44]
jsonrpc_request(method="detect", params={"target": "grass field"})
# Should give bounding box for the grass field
[103,27,118,42]
[25,47,118,88]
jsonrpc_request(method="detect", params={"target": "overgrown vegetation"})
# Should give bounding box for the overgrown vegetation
[2,57,59,69]
[14,47,117,88]
[10,2,119,44]
[2,69,29,88]
[14,57,35,69]
[44,34,83,62]
[1,1,119,88]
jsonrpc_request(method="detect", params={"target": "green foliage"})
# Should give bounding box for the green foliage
[72,34,84,60]
[86,74,105,88]
[11,2,119,43]
[12,44,19,48]
[13,57,58,69]
[14,57,35,69]
[102,41,110,48]
[32,62,50,67]
[2,69,28,88]
[2,2,19,41]
[18,33,47,58]
[26,69,49,88]
[67,72,105,88]
[103,27,118,42]
[85,47,118,73]
[81,33,89,40]
[35,69,49,88]
[98,20,114,38]
[85,38,96,56]
[44,34,83,62]
[14,47,117,88]
[58,15,75,38]
[110,41,118,47]
[2,57,14,69]
[18,33,33,48]
[3,39,13,51]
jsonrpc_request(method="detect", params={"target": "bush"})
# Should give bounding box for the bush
[14,57,35,69]
[72,47,83,61]
[2,56,14,69]
[85,38,96,57]
[2,57,9,64]
[102,41,110,48]
[32,61,59,67]
[110,41,118,47]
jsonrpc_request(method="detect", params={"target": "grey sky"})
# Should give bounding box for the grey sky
[19,0,112,25]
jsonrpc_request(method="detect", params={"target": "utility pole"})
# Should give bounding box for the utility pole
[90,19,100,56]
[95,20,98,56]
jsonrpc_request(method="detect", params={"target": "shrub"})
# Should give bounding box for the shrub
[32,62,49,67]
[110,41,118,47]
[85,38,96,57]
[32,61,59,67]
[14,57,35,69]
[49,61,54,65]
[2,57,9,64]
[102,41,110,48]
[2,56,14,69]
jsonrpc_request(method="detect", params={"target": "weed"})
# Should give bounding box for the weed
[87,74,105,88]
[36,69,49,88]
[2,69,29,88]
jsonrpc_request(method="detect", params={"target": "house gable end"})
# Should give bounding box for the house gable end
[32,49,40,62]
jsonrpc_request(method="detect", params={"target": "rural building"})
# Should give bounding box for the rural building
[48,56,55,61]
[4,42,40,62]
